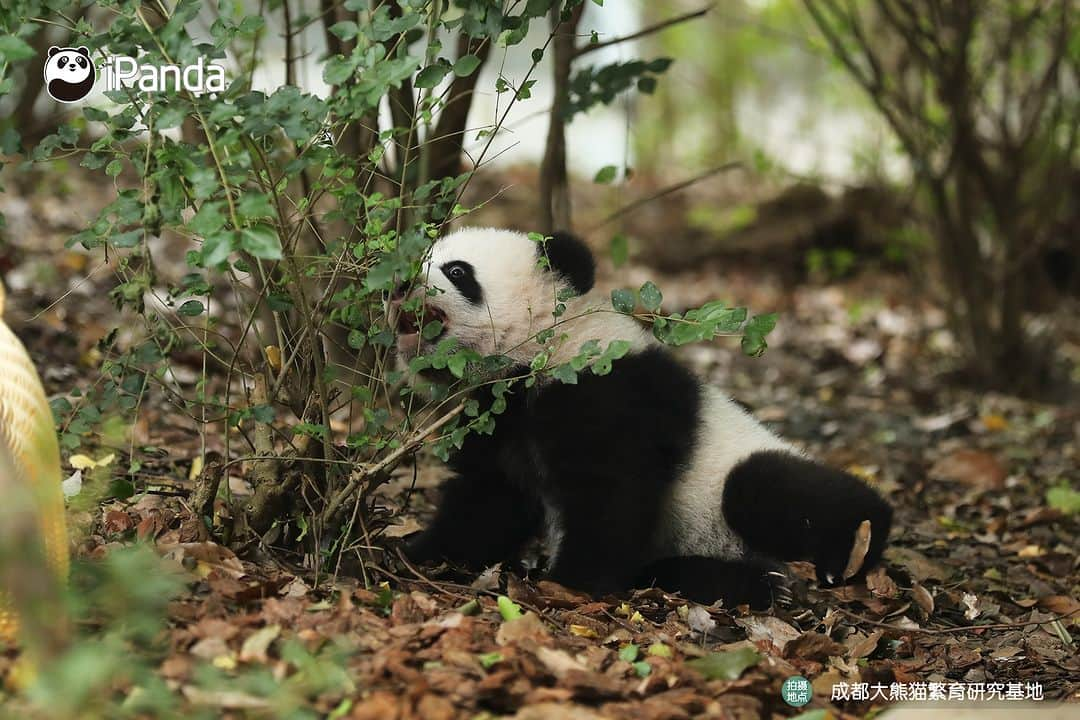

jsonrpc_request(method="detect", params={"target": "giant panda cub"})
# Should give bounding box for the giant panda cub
[393,227,892,608]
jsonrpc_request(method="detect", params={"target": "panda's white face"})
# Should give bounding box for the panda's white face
[394,228,558,364]
[392,227,652,371]
[45,47,92,84]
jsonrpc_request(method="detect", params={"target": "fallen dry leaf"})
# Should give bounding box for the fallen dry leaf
[496,613,551,646]
[734,615,800,654]
[929,448,1007,490]
[844,519,873,579]
[911,583,935,615]
[847,630,883,659]
[866,566,900,598]
[783,632,846,661]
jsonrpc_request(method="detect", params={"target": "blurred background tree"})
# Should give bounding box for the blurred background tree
[628,0,1077,393]
[802,0,1076,392]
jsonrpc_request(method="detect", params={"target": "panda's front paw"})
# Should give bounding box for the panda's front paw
[813,515,889,587]
[401,531,440,566]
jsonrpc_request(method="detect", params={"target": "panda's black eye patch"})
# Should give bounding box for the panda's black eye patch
[58,55,67,65]
[440,261,482,305]
[77,56,87,68]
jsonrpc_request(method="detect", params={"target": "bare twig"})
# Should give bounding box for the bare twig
[575,5,712,58]
[321,401,467,524]
[838,607,1080,636]
[586,161,743,232]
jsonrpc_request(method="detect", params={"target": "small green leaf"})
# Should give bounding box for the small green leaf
[740,312,777,357]
[686,647,760,680]
[497,595,523,621]
[447,353,468,379]
[453,54,482,77]
[477,651,503,669]
[594,165,617,184]
[550,364,578,385]
[201,231,234,266]
[618,643,639,663]
[177,300,204,317]
[632,660,651,677]
[611,288,635,313]
[239,225,283,260]
[328,20,358,41]
[421,320,444,340]
[639,281,662,312]
[0,36,35,62]
[106,159,123,177]
[610,233,628,268]
[415,62,449,88]
[1047,484,1080,515]
[790,711,828,720]
[647,642,672,658]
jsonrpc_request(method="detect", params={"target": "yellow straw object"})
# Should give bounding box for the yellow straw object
[0,280,70,646]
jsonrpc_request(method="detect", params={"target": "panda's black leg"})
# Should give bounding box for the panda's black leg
[544,488,659,597]
[722,450,893,586]
[636,555,792,610]
[404,472,543,571]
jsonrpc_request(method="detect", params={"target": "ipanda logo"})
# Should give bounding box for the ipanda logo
[44,47,226,103]
[44,46,95,102]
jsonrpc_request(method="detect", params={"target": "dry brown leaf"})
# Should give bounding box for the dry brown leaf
[512,702,608,720]
[382,517,422,538]
[885,547,950,582]
[866,566,900,598]
[843,519,873,579]
[349,691,403,720]
[1037,595,1080,625]
[911,583,935,615]
[161,541,246,579]
[239,624,280,664]
[181,686,270,709]
[847,630,883,659]
[569,624,600,639]
[929,448,1007,490]
[734,615,800,653]
[415,694,455,720]
[783,632,846,661]
[533,646,589,679]
[496,612,551,646]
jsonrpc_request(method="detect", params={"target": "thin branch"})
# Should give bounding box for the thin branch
[574,5,712,58]
[322,401,467,524]
[839,607,1080,636]
[586,161,743,232]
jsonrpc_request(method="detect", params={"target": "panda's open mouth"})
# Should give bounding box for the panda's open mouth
[396,304,447,340]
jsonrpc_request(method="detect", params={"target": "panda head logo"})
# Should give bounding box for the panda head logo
[44,46,95,103]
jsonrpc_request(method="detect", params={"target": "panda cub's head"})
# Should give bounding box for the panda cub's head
[393,227,649,373]
[44,46,95,103]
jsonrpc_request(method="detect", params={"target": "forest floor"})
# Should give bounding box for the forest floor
[0,164,1077,718]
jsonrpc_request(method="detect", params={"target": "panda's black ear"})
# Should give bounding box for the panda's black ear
[49,46,61,57]
[76,46,90,57]
[543,231,595,295]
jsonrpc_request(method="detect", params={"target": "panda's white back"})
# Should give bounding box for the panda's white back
[651,385,800,561]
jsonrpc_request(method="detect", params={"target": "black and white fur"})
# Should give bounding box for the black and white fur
[394,227,892,609]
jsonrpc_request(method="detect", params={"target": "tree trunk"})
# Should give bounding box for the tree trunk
[539,3,583,233]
